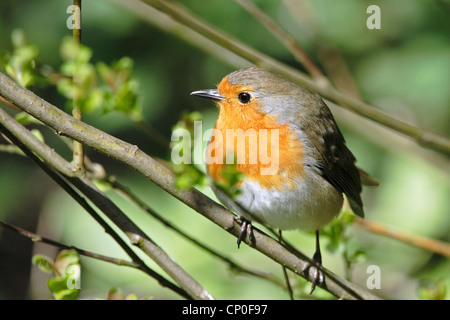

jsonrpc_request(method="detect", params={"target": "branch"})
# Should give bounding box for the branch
[353,217,450,258]
[0,142,25,155]
[109,177,284,288]
[0,220,139,268]
[234,0,327,85]
[137,0,450,156]
[3,113,282,289]
[109,0,250,69]
[0,71,380,300]
[72,0,85,171]
[0,102,210,300]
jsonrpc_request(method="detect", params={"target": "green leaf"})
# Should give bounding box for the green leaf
[95,56,142,118]
[32,254,55,274]
[2,29,40,88]
[48,277,79,300]
[97,62,114,89]
[322,209,365,268]
[11,29,27,48]
[56,78,74,99]
[172,111,203,133]
[53,288,79,301]
[106,288,141,300]
[170,111,208,190]
[60,36,92,63]
[214,154,245,200]
[33,250,81,300]
[83,88,105,113]
[14,112,42,125]
[93,178,112,192]
[53,249,80,276]
[173,164,205,190]
[114,56,133,71]
[48,276,70,294]
[30,129,44,143]
[107,287,124,300]
[34,250,81,300]
[418,279,447,300]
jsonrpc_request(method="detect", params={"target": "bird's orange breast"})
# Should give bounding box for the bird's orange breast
[206,80,305,191]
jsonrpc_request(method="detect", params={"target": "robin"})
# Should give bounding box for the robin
[191,67,374,292]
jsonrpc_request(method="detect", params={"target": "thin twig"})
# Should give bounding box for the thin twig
[0,220,139,268]
[234,0,327,85]
[72,0,85,171]
[134,119,171,149]
[138,0,450,155]
[0,143,24,155]
[278,231,294,300]
[353,216,450,258]
[318,47,362,100]
[110,0,250,68]
[269,226,365,300]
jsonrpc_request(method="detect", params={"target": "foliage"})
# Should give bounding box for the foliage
[212,156,245,200]
[418,279,447,300]
[0,30,40,88]
[106,287,151,300]
[170,111,208,190]
[0,31,142,121]
[170,110,244,198]
[32,250,81,300]
[57,37,142,119]
[322,209,366,272]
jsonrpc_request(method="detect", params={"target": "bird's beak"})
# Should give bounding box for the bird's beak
[190,89,226,102]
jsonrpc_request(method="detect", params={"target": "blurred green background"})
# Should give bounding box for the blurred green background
[0,0,449,299]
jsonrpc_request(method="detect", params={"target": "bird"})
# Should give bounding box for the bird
[191,67,374,292]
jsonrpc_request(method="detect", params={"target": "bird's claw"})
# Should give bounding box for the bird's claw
[301,260,325,294]
[235,216,253,248]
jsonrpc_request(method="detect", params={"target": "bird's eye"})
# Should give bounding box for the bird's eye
[237,92,251,104]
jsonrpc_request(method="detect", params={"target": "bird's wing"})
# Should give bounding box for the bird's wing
[307,109,364,218]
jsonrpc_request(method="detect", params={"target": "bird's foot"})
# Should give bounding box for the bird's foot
[301,249,325,294]
[234,216,253,248]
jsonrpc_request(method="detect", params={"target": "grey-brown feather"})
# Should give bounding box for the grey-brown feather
[228,67,364,217]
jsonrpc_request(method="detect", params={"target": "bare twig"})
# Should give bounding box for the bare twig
[71,0,85,171]
[234,0,327,85]
[353,217,450,258]
[109,0,250,68]
[0,220,139,268]
[278,231,294,299]
[134,118,171,149]
[0,142,24,155]
[318,47,362,100]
